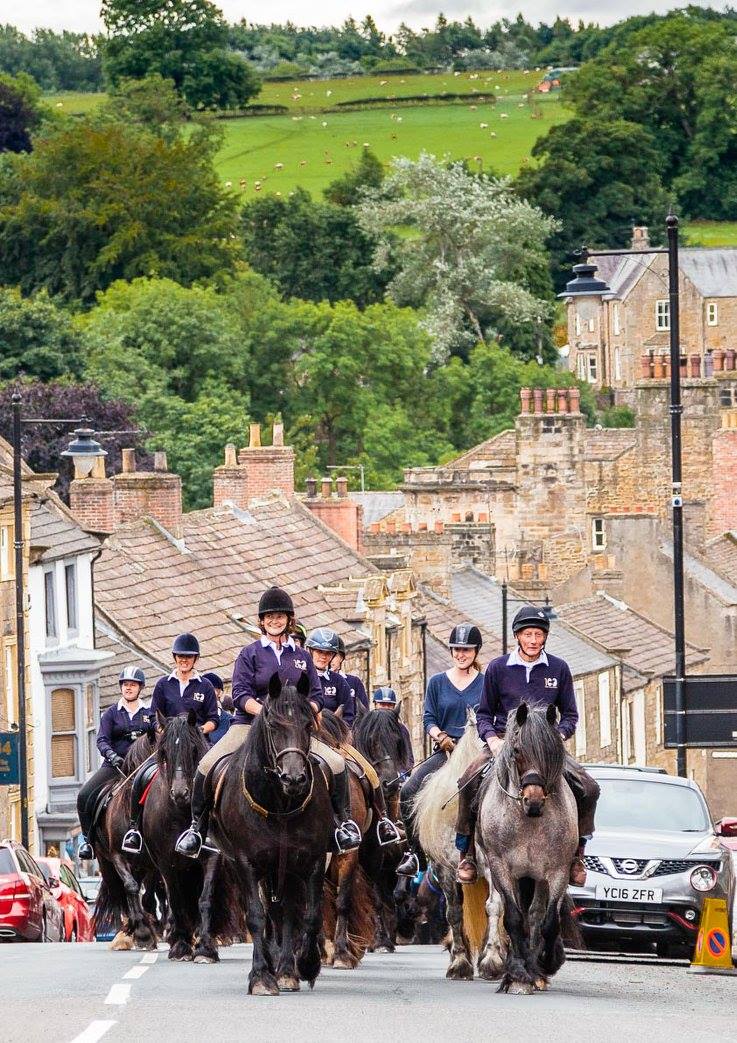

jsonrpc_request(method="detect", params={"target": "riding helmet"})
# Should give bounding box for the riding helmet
[511,605,550,636]
[172,632,201,657]
[258,586,295,617]
[305,627,340,653]
[119,665,146,687]
[202,671,224,691]
[292,622,307,646]
[334,635,346,658]
[373,686,397,705]
[448,623,482,649]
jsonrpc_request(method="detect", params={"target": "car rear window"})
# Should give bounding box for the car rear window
[594,778,710,832]
[0,848,16,874]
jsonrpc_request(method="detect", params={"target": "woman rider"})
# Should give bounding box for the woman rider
[77,667,152,861]
[175,587,363,859]
[396,624,484,877]
[305,628,401,847]
[332,635,369,713]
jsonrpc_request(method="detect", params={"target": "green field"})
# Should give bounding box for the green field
[45,91,105,114]
[684,221,737,246]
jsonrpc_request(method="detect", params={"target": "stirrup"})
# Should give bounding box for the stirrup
[121,828,143,855]
[78,839,94,861]
[335,821,361,853]
[376,817,402,847]
[175,827,203,859]
[396,852,420,877]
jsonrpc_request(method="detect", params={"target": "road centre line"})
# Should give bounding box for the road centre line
[69,1020,117,1043]
[140,952,159,964]
[123,965,149,980]
[104,983,131,1005]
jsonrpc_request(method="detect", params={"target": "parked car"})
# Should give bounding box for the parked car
[78,875,116,942]
[37,857,94,942]
[715,817,737,854]
[570,765,736,959]
[0,840,65,942]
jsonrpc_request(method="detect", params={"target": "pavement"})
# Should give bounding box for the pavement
[1,943,735,1043]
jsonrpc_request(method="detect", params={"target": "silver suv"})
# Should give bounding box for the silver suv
[569,765,735,958]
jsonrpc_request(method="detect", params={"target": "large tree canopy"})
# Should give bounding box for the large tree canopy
[0,286,84,381]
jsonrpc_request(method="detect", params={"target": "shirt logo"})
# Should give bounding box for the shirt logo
[544,677,558,689]
[294,659,307,670]
[325,686,336,697]
[192,692,205,702]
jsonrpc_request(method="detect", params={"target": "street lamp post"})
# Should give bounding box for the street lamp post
[10,393,106,848]
[562,214,687,777]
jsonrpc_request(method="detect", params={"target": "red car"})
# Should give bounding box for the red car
[0,840,65,942]
[37,857,94,942]
[716,818,737,853]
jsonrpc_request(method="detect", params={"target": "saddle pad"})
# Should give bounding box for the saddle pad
[340,743,380,790]
[138,767,159,806]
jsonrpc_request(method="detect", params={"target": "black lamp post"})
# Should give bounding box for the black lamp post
[11,393,106,849]
[561,214,687,778]
[501,580,557,655]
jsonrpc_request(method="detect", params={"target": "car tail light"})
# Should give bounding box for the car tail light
[690,865,718,892]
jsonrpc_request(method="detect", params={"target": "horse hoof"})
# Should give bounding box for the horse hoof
[534,978,549,992]
[251,981,280,997]
[376,945,393,954]
[332,957,354,970]
[507,980,535,995]
[446,959,474,981]
[194,954,218,964]
[109,932,134,951]
[478,962,503,981]
[277,976,300,992]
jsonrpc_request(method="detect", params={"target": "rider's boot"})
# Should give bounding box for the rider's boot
[455,836,478,884]
[454,759,485,884]
[78,836,94,861]
[175,770,210,859]
[332,768,361,853]
[121,766,147,854]
[570,839,588,886]
[372,783,402,847]
[396,806,425,877]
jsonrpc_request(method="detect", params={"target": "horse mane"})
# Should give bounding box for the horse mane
[354,709,413,772]
[157,714,208,779]
[318,708,350,748]
[497,706,565,792]
[414,713,484,869]
[123,731,156,773]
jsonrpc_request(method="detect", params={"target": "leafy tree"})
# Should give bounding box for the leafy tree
[0,26,103,92]
[324,148,384,207]
[516,118,669,287]
[104,73,190,139]
[0,286,84,381]
[242,188,390,308]
[101,0,261,109]
[0,118,239,304]
[0,72,44,153]
[357,153,557,361]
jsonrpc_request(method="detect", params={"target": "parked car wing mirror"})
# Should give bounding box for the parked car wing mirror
[716,817,737,837]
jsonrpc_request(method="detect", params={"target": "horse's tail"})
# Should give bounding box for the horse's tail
[560,893,585,950]
[461,877,489,958]
[93,873,125,936]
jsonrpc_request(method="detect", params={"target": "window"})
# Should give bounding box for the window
[598,672,612,748]
[656,299,670,332]
[655,684,664,745]
[613,304,621,336]
[44,570,57,640]
[577,354,586,380]
[614,347,622,382]
[575,313,581,336]
[588,317,595,333]
[632,689,646,764]
[707,302,718,327]
[592,518,606,551]
[0,524,13,581]
[4,643,18,726]
[65,563,78,632]
[574,681,587,758]
[587,355,598,383]
[85,683,97,775]
[50,687,77,779]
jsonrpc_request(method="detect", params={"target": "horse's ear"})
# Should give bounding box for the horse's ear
[156,710,167,732]
[296,671,310,697]
[546,704,558,726]
[268,672,282,700]
[392,700,402,718]
[334,704,344,719]
[515,702,528,727]
[187,709,197,728]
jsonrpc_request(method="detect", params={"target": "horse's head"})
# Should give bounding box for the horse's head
[259,672,315,801]
[157,710,208,809]
[506,703,564,818]
[354,703,413,798]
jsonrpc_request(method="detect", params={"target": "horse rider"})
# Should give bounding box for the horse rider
[396,624,484,877]
[372,686,414,767]
[202,671,232,745]
[292,622,307,648]
[454,605,600,887]
[332,635,369,712]
[76,667,152,861]
[305,627,402,847]
[174,586,362,859]
[121,633,219,854]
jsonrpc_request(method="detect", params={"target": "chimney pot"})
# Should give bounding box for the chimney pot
[545,388,556,413]
[223,443,237,467]
[305,476,318,498]
[121,448,135,473]
[532,388,543,413]
[519,387,532,414]
[154,450,168,472]
[631,225,651,251]
[434,520,444,534]
[272,422,284,447]
[557,388,568,413]
[336,476,348,498]
[321,476,332,499]
[249,423,261,448]
[569,387,581,413]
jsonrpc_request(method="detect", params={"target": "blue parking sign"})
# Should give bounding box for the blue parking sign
[0,732,19,785]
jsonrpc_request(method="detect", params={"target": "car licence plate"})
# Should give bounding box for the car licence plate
[595,884,663,903]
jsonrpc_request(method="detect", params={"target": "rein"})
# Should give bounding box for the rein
[495,765,548,803]
[240,712,315,821]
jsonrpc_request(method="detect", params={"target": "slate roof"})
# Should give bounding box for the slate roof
[449,566,616,677]
[679,249,737,298]
[703,533,737,589]
[557,591,708,692]
[30,499,101,563]
[417,585,503,665]
[660,539,737,607]
[351,491,406,527]
[95,613,168,709]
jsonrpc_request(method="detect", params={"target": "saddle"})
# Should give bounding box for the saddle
[133,761,159,807]
[86,781,116,843]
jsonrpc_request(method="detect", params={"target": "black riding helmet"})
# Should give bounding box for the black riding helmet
[448,623,482,649]
[172,633,200,657]
[258,586,295,617]
[512,605,550,636]
[333,634,346,659]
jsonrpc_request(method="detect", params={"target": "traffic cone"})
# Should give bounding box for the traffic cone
[688,897,737,976]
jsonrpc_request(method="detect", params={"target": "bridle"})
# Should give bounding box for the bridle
[495,763,548,804]
[241,705,315,821]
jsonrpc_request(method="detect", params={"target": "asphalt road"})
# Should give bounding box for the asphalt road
[1,942,734,1043]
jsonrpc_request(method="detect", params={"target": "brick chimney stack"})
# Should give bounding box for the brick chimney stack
[113,449,183,537]
[631,226,651,251]
[213,423,296,507]
[69,455,115,534]
[303,475,363,552]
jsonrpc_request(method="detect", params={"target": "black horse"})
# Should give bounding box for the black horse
[211,673,333,995]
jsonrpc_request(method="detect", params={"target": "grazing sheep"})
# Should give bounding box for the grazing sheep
[299,160,307,166]
[490,131,497,138]
[274,162,284,170]
[321,121,328,127]
[500,113,509,119]
[479,122,488,129]
[224,180,232,188]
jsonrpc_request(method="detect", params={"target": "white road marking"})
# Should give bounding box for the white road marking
[69,1020,117,1043]
[140,952,159,964]
[104,983,131,1005]
[123,965,149,980]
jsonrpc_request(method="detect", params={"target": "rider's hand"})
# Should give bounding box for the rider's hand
[435,731,455,754]
[107,753,125,769]
[486,735,504,756]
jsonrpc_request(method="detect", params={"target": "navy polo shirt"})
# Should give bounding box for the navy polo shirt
[208,706,233,745]
[150,673,219,729]
[97,700,154,759]
[423,671,484,739]
[231,637,324,725]
[345,673,369,711]
[476,651,578,743]
[319,670,354,726]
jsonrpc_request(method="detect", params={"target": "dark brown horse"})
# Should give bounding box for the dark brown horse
[211,673,333,995]
[141,711,243,962]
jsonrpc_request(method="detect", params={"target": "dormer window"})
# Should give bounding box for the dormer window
[707,302,718,327]
[656,299,670,332]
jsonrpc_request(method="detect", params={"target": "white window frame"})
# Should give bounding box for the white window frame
[613,303,621,336]
[0,524,12,581]
[574,680,586,758]
[65,562,78,634]
[588,316,595,333]
[707,301,718,327]
[656,299,670,332]
[4,644,17,726]
[587,354,598,383]
[592,517,606,551]
[44,568,58,641]
[598,671,612,748]
[614,347,622,382]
